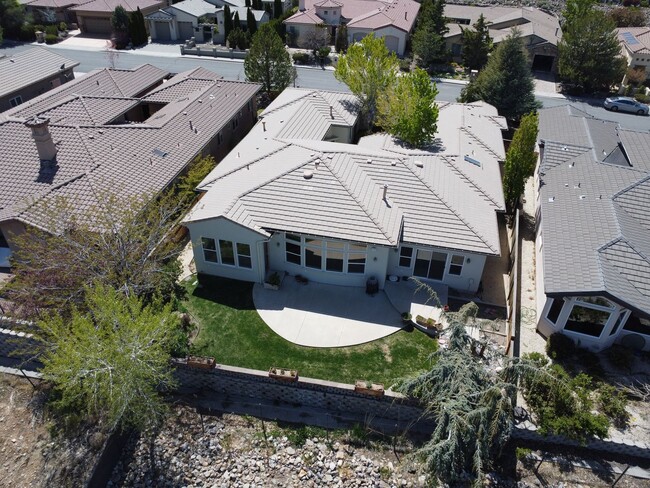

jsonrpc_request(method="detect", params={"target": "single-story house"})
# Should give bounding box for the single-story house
[213,6,270,44]
[284,0,420,56]
[616,27,650,81]
[535,105,650,351]
[0,65,260,267]
[183,89,507,294]
[70,0,166,35]
[0,48,79,113]
[23,0,90,25]
[444,5,561,72]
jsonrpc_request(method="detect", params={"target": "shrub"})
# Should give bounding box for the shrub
[597,384,630,428]
[59,22,67,31]
[399,58,412,72]
[546,332,576,360]
[522,351,549,367]
[634,93,650,104]
[575,348,604,376]
[45,34,59,44]
[33,24,45,33]
[292,52,310,65]
[606,344,635,371]
[314,45,330,66]
[45,25,58,36]
[19,24,36,42]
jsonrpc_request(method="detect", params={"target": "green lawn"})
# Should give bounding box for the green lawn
[182,276,437,386]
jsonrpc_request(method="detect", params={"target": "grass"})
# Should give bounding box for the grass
[181,275,437,385]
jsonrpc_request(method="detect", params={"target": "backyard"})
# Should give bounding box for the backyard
[181,275,437,386]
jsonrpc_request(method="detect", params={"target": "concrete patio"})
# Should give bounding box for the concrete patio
[253,278,404,348]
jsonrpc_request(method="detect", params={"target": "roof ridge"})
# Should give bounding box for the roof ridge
[460,126,502,160]
[325,155,398,244]
[612,173,650,200]
[77,95,97,125]
[261,90,317,117]
[104,68,125,97]
[403,158,497,253]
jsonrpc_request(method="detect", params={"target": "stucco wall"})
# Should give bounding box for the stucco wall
[0,70,76,112]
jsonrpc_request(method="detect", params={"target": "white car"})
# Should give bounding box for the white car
[603,96,649,115]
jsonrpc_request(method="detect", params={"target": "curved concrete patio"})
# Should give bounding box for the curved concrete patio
[253,278,404,348]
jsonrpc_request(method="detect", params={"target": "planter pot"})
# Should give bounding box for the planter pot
[354,380,384,397]
[269,367,298,382]
[263,282,280,290]
[187,355,216,370]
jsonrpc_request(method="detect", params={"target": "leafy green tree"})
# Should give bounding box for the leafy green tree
[558,9,627,93]
[274,0,283,19]
[378,68,439,148]
[223,4,233,39]
[246,7,257,36]
[562,0,595,27]
[461,14,492,71]
[502,112,538,212]
[36,283,181,431]
[335,24,347,53]
[334,34,398,128]
[0,0,26,40]
[412,0,449,69]
[110,5,129,32]
[459,30,539,123]
[244,22,293,94]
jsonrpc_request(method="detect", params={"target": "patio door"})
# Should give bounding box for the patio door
[413,250,446,280]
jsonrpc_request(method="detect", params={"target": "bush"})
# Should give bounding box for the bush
[522,351,549,367]
[399,58,412,72]
[606,344,635,371]
[292,52,310,65]
[45,25,58,36]
[59,22,67,31]
[45,34,59,44]
[18,24,36,42]
[546,332,576,360]
[33,24,45,33]
[597,384,630,428]
[634,93,650,104]
[575,348,604,376]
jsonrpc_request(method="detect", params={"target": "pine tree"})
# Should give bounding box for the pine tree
[335,24,348,53]
[273,0,282,19]
[502,112,538,212]
[244,22,293,94]
[128,7,147,46]
[247,7,257,36]
[461,14,491,71]
[233,10,241,31]
[459,29,539,123]
[412,0,449,69]
[245,0,251,6]
[223,5,233,40]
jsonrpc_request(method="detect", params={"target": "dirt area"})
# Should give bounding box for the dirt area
[0,373,105,488]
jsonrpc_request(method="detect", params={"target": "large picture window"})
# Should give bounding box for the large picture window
[414,250,447,280]
[202,237,218,263]
[564,296,615,338]
[219,240,235,265]
[284,233,366,274]
[201,237,252,269]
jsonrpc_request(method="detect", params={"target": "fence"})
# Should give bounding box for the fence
[505,208,520,355]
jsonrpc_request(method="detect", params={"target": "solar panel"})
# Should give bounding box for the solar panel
[622,32,640,46]
[464,155,481,167]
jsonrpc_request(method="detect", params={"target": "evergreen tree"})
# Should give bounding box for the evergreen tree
[253,0,262,10]
[412,0,449,69]
[227,27,249,49]
[377,68,439,148]
[558,9,626,93]
[128,7,147,46]
[233,10,242,31]
[223,5,233,39]
[246,8,257,36]
[335,24,348,53]
[273,0,282,19]
[245,0,251,6]
[461,14,491,71]
[502,112,538,212]
[0,0,26,40]
[335,34,399,128]
[244,22,293,94]
[110,5,129,32]
[459,29,539,123]
[563,0,595,27]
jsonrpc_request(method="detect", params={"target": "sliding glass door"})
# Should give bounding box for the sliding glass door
[413,249,447,280]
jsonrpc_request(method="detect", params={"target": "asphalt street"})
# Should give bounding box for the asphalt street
[2,42,650,131]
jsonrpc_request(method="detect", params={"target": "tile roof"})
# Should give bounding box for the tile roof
[617,27,650,55]
[70,0,164,12]
[538,106,650,316]
[0,48,79,99]
[0,66,260,233]
[168,0,217,18]
[188,89,505,256]
[23,0,88,8]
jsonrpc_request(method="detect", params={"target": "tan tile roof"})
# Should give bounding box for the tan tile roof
[0,47,79,99]
[617,27,650,55]
[70,0,164,12]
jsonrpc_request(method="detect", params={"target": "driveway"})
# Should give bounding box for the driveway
[253,278,403,348]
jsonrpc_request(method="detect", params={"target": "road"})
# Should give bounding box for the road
[2,42,650,131]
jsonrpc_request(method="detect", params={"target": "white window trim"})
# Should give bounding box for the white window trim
[562,297,615,340]
[200,236,253,269]
[9,95,23,107]
[284,233,367,274]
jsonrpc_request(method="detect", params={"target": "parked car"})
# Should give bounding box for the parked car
[603,96,649,115]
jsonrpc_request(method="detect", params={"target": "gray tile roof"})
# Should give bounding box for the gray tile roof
[538,106,650,316]
[187,90,505,256]
[0,47,79,99]
[0,66,260,232]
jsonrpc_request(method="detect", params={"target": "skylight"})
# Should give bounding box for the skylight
[464,155,481,167]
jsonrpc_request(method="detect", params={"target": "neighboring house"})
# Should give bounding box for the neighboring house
[183,89,507,294]
[444,5,561,72]
[535,105,650,352]
[70,0,166,35]
[146,0,270,43]
[284,0,420,56]
[0,48,79,113]
[23,0,90,25]
[0,65,260,268]
[616,27,650,80]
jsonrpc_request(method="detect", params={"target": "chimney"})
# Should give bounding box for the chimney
[330,105,334,119]
[25,116,57,163]
[299,0,305,11]
[383,184,388,201]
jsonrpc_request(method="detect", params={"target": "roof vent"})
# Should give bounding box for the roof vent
[303,170,314,179]
[315,159,321,169]
[330,105,334,119]
[464,155,481,167]
[262,121,266,131]
[579,195,587,200]
[391,160,397,166]
[383,184,388,201]
[414,160,423,168]
[574,183,580,189]
[367,158,372,164]
[569,162,575,168]
[548,197,555,203]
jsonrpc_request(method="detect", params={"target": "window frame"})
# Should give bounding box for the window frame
[236,242,252,269]
[398,246,413,268]
[9,95,23,107]
[219,239,236,266]
[201,237,218,263]
[283,233,367,274]
[448,254,464,276]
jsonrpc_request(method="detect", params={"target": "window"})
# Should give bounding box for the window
[414,250,447,280]
[285,234,301,264]
[231,117,239,130]
[399,246,413,267]
[623,312,650,336]
[247,100,252,112]
[284,233,367,273]
[324,10,328,14]
[325,241,344,272]
[448,255,464,275]
[348,243,366,274]
[217,132,223,145]
[219,239,235,265]
[201,237,218,263]
[565,304,611,337]
[609,310,629,336]
[9,96,23,108]
[305,238,322,269]
[0,229,8,248]
[237,243,252,268]
[546,298,564,324]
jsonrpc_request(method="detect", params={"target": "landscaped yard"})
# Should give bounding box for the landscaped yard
[181,275,437,386]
